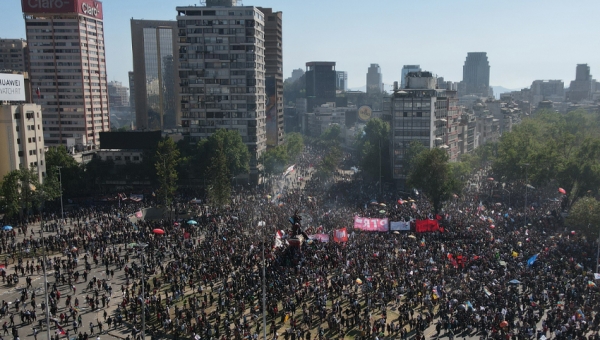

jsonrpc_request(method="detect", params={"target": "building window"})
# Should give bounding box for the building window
[18,151,23,157]
[16,138,20,144]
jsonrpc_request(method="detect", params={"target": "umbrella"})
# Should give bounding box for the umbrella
[397,199,404,204]
[379,203,386,207]
[187,220,198,225]
[509,279,521,284]
[495,202,502,206]
[408,235,417,239]
[152,229,165,235]
[71,247,78,251]
[2,226,12,231]
[393,231,400,234]
[355,278,363,285]
[487,177,494,181]
[558,188,567,195]
[379,210,386,214]
[490,225,495,229]
[173,222,180,226]
[369,201,379,206]
[500,320,508,328]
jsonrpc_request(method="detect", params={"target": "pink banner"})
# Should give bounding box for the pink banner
[308,234,329,243]
[354,216,389,232]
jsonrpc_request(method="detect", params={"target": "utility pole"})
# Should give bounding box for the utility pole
[379,138,382,195]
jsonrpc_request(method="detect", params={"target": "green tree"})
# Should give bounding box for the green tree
[45,146,83,198]
[0,170,21,218]
[261,144,290,175]
[197,129,250,177]
[285,132,304,160]
[493,109,600,206]
[355,118,391,181]
[407,148,459,213]
[206,141,231,207]
[403,140,427,176]
[566,196,600,238]
[155,138,180,208]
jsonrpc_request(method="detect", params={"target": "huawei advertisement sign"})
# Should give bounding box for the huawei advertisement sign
[22,0,103,19]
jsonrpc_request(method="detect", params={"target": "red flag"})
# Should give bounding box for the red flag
[36,87,41,99]
[333,228,348,243]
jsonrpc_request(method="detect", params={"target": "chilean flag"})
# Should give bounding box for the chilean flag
[55,323,66,335]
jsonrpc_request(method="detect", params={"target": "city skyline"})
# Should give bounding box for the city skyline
[3,0,599,91]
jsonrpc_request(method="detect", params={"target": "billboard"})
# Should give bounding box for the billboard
[0,74,25,101]
[22,0,103,20]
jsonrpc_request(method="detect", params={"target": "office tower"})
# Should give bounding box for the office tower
[387,71,459,184]
[128,71,135,127]
[400,65,420,89]
[568,64,594,102]
[107,81,128,108]
[176,2,267,181]
[305,61,336,110]
[366,63,382,94]
[336,71,348,92]
[0,72,45,183]
[462,52,490,97]
[257,7,284,147]
[0,39,28,73]
[289,68,304,83]
[530,80,564,106]
[22,0,110,147]
[130,19,179,130]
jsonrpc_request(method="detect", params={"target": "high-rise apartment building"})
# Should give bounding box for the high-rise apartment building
[400,65,420,89]
[22,0,110,147]
[176,1,268,181]
[462,52,490,97]
[387,71,459,184]
[130,19,179,130]
[0,39,29,73]
[0,103,46,183]
[107,81,129,108]
[336,71,348,92]
[305,61,336,110]
[257,7,284,147]
[530,80,564,107]
[366,63,382,94]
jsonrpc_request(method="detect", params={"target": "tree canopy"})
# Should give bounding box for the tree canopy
[565,196,600,238]
[197,129,250,177]
[493,109,600,206]
[355,118,391,181]
[155,138,180,207]
[407,147,460,213]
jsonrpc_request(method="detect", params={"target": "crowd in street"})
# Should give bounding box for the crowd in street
[0,147,599,340]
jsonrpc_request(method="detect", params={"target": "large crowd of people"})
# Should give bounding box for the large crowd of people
[0,147,599,340]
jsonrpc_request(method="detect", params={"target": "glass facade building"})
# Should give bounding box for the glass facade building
[131,20,179,130]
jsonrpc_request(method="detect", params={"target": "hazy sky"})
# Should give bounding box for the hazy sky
[3,0,599,91]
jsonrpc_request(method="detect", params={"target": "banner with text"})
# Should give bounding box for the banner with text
[334,228,349,242]
[354,216,389,232]
[390,221,411,231]
[308,234,329,243]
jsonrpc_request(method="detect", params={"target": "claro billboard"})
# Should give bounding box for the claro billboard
[22,0,103,20]
[0,74,26,102]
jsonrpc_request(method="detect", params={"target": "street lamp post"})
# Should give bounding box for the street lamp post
[56,166,64,222]
[39,194,51,340]
[257,220,266,340]
[138,243,148,339]
[523,163,530,227]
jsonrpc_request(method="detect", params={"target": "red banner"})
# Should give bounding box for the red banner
[333,228,348,242]
[415,219,440,233]
[353,216,388,232]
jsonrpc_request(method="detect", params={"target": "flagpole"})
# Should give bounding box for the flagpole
[40,192,51,340]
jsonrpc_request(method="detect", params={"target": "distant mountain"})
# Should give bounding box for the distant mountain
[491,86,521,98]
